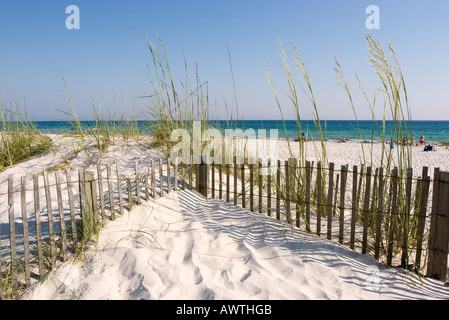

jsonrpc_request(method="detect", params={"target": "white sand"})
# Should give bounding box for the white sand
[19,190,449,300]
[1,135,448,300]
[279,140,449,177]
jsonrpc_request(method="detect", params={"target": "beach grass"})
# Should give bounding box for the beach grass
[264,33,422,266]
[0,90,54,171]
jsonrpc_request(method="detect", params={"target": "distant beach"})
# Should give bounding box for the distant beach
[34,120,449,144]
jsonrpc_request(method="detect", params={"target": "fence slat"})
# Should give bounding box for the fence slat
[387,167,399,266]
[174,161,179,192]
[285,160,291,224]
[226,160,230,203]
[167,158,171,195]
[97,165,106,217]
[362,166,372,254]
[116,164,124,216]
[316,161,322,236]
[20,176,31,286]
[33,174,44,278]
[55,172,68,261]
[219,163,223,200]
[258,161,263,214]
[305,161,311,233]
[339,165,347,245]
[182,166,186,190]
[198,157,208,197]
[267,160,272,217]
[43,171,56,267]
[276,160,281,221]
[135,162,141,204]
[160,159,164,197]
[293,159,300,229]
[401,167,413,268]
[92,171,100,225]
[8,178,17,272]
[127,178,133,209]
[189,158,193,190]
[327,163,335,240]
[415,168,430,270]
[151,160,156,199]
[66,169,77,241]
[106,164,115,220]
[234,156,238,206]
[350,165,358,250]
[144,172,149,201]
[374,167,384,260]
[211,162,215,198]
[250,163,254,212]
[241,163,246,208]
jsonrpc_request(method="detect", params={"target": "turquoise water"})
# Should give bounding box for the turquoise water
[34,120,449,144]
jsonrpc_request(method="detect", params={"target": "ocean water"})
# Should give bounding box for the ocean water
[34,120,449,144]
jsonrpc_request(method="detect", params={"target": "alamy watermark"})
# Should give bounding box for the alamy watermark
[366,5,380,30]
[365,265,381,290]
[170,121,280,175]
[66,5,80,30]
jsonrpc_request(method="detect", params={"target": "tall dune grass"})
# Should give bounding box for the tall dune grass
[143,32,219,159]
[266,34,420,266]
[0,91,53,171]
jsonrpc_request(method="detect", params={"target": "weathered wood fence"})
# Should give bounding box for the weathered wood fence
[190,157,449,282]
[1,157,449,299]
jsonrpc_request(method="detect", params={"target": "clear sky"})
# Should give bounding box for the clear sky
[0,0,448,121]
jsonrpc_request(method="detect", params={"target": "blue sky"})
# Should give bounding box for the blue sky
[0,0,448,121]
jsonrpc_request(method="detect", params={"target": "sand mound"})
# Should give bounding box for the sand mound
[20,189,449,300]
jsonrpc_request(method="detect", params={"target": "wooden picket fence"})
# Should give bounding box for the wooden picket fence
[189,156,449,282]
[1,157,449,299]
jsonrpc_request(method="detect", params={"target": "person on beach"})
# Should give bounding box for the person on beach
[302,132,307,142]
[403,137,407,146]
[420,135,425,145]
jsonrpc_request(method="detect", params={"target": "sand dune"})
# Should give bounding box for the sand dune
[19,189,449,300]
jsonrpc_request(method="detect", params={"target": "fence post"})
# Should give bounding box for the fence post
[199,156,208,197]
[427,169,449,280]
